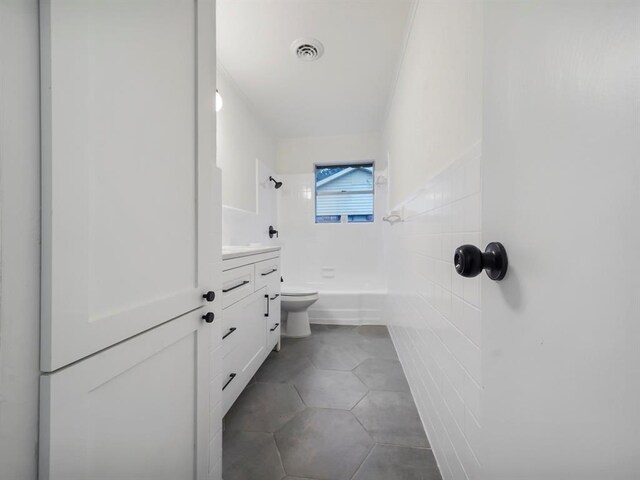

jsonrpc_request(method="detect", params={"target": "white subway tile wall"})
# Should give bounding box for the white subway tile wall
[222,161,279,247]
[277,173,388,292]
[385,148,482,480]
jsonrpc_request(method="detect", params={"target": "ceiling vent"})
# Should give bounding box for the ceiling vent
[291,38,324,62]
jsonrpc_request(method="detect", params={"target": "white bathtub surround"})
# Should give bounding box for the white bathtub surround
[275,132,389,326]
[308,290,387,326]
[276,172,388,324]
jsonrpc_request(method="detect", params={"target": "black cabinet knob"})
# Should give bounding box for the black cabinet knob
[202,312,215,323]
[203,291,215,302]
[454,242,508,281]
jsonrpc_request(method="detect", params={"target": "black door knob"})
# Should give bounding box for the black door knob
[454,242,508,281]
[202,312,215,323]
[203,291,216,302]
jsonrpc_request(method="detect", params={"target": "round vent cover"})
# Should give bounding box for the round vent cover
[290,38,324,62]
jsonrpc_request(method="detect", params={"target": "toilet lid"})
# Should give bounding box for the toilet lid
[281,285,318,296]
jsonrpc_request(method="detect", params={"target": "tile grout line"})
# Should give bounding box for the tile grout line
[349,442,376,480]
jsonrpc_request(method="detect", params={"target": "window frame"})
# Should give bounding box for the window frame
[314,161,375,224]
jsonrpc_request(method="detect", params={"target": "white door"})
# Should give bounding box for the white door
[40,0,220,372]
[481,3,640,479]
[40,309,210,480]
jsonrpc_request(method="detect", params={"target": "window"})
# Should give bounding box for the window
[315,163,374,223]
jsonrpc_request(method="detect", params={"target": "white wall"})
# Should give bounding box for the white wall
[481,2,640,479]
[217,68,276,213]
[276,134,388,314]
[385,0,482,207]
[217,68,280,246]
[382,1,483,479]
[0,1,41,478]
[277,132,381,174]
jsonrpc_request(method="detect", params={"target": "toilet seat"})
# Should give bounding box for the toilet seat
[281,285,318,297]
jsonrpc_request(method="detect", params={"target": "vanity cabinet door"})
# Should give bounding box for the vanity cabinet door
[40,309,211,480]
[262,258,282,351]
[221,288,268,414]
[266,285,282,351]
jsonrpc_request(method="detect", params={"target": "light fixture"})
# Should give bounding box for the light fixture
[215,90,223,112]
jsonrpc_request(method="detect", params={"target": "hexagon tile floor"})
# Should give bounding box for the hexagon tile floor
[222,324,443,480]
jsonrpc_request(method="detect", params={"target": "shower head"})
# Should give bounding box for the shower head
[269,176,283,189]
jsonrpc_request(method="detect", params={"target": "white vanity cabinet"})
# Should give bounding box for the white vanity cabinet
[221,248,281,414]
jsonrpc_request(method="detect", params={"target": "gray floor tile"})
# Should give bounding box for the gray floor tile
[279,335,318,357]
[308,342,369,371]
[255,351,316,384]
[293,369,368,409]
[223,323,442,480]
[358,336,399,360]
[282,477,322,480]
[275,408,374,480]
[222,430,285,480]
[354,325,391,339]
[353,358,410,392]
[352,390,429,448]
[352,444,442,480]
[309,324,362,347]
[225,383,305,433]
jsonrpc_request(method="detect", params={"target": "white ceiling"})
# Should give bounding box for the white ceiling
[217,0,413,138]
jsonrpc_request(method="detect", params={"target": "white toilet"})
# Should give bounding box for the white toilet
[280,285,319,338]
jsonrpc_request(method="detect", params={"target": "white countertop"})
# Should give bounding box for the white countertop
[222,245,281,260]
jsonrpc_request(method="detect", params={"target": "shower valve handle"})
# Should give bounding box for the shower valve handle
[454,242,508,281]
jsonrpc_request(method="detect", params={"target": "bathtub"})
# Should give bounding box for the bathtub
[307,290,387,326]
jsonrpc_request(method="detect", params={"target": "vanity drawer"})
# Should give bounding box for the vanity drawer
[266,293,281,350]
[254,258,280,291]
[222,264,254,309]
[220,310,242,360]
[221,347,245,414]
[221,289,268,414]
